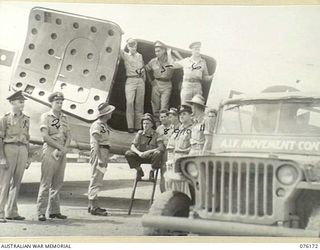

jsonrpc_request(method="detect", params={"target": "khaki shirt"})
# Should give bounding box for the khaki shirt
[191,114,216,146]
[90,120,110,148]
[156,124,172,147]
[132,129,162,152]
[40,110,70,145]
[0,112,30,145]
[146,57,174,79]
[176,57,209,82]
[174,123,193,153]
[166,122,181,151]
[122,51,144,77]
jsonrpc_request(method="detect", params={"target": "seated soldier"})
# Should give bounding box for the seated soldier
[125,113,164,181]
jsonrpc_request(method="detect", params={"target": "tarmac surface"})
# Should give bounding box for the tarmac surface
[0,162,160,237]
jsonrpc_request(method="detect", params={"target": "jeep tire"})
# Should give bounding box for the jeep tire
[143,191,192,236]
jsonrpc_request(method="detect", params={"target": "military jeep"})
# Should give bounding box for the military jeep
[142,91,320,237]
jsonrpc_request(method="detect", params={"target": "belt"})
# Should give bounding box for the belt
[4,142,27,146]
[184,78,201,83]
[99,145,110,150]
[155,78,170,82]
[127,75,143,78]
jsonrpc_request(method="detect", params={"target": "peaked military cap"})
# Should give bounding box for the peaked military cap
[126,38,137,47]
[179,105,192,114]
[48,92,64,103]
[167,107,179,116]
[7,90,27,101]
[154,40,166,49]
[189,41,202,49]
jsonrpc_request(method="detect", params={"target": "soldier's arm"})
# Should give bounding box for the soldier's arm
[40,114,67,153]
[130,144,142,157]
[40,128,67,153]
[0,117,7,165]
[91,133,105,163]
[202,61,214,82]
[130,131,143,156]
[203,117,215,153]
[167,50,184,69]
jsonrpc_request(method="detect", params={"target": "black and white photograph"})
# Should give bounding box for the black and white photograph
[0,1,320,240]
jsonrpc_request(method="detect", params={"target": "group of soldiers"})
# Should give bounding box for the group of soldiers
[0,39,216,222]
[125,95,217,194]
[120,38,214,132]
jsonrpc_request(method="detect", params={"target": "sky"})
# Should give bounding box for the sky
[0,2,319,107]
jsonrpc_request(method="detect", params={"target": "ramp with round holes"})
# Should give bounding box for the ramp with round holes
[10,7,123,121]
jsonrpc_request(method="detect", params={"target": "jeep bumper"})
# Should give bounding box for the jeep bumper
[142,215,320,237]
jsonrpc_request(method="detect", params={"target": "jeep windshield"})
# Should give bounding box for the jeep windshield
[217,100,320,136]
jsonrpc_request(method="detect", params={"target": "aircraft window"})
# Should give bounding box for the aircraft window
[16,82,23,88]
[90,26,97,33]
[28,44,35,50]
[78,87,84,92]
[48,49,54,55]
[70,49,77,55]
[56,18,62,25]
[108,30,114,36]
[51,33,57,40]
[88,109,94,114]
[73,22,79,29]
[106,47,112,53]
[83,69,89,75]
[0,55,6,61]
[24,58,31,64]
[94,95,100,101]
[39,78,46,84]
[100,75,106,81]
[60,83,67,89]
[31,28,38,35]
[44,64,50,70]
[87,53,93,60]
[66,65,73,71]
[20,72,26,78]
[35,14,41,21]
[70,104,76,110]
[39,91,45,96]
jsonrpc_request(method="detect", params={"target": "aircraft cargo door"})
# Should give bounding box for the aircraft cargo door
[10,7,123,122]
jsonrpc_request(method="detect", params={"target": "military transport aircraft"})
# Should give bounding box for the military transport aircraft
[0,7,216,155]
[0,6,319,158]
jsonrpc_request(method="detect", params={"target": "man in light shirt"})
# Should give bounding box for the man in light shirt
[120,38,146,133]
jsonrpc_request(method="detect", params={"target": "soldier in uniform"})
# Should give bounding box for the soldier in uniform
[165,105,193,196]
[203,108,217,153]
[174,105,193,160]
[0,91,30,222]
[168,42,214,104]
[186,94,215,155]
[36,92,71,221]
[88,102,115,216]
[156,109,171,192]
[125,113,164,181]
[145,41,175,123]
[120,38,146,133]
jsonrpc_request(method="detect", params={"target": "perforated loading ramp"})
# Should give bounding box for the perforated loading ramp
[10,7,123,122]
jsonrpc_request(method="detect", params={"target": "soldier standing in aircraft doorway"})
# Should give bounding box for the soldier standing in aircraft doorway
[120,38,146,133]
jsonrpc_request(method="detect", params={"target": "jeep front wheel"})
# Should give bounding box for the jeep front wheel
[143,191,191,236]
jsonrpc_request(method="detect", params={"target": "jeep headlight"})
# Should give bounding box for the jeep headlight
[276,165,298,185]
[186,161,199,178]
